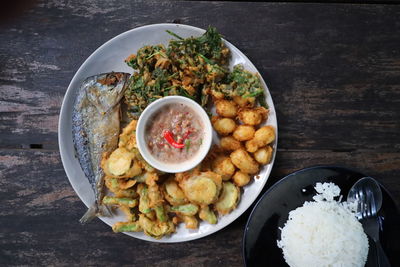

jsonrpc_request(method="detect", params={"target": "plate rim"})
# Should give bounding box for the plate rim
[242,164,400,266]
[58,23,278,243]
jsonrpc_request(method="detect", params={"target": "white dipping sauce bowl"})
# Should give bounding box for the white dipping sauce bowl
[136,96,213,173]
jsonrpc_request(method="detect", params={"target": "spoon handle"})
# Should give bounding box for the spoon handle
[376,241,391,267]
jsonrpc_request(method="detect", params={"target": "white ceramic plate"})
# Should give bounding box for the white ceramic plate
[59,23,278,243]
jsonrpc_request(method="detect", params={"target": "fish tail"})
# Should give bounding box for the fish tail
[79,204,98,224]
[79,203,112,224]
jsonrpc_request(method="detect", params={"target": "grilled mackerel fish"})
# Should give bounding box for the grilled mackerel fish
[72,72,130,223]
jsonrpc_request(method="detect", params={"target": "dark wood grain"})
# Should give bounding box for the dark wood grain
[1,0,399,266]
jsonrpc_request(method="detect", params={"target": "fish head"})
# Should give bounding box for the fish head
[84,72,130,114]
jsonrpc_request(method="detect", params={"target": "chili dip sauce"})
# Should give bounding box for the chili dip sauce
[145,103,204,163]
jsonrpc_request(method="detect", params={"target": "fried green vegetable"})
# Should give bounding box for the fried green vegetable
[137,184,151,213]
[163,177,187,206]
[199,205,218,224]
[102,196,138,208]
[214,182,240,215]
[112,221,142,232]
[154,205,167,222]
[170,203,199,216]
[139,214,175,239]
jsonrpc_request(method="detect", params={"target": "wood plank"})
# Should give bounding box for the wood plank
[1,149,399,265]
[1,1,400,151]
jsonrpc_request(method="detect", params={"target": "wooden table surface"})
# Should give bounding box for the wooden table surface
[1,1,400,266]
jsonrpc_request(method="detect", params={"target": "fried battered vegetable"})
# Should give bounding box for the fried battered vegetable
[212,116,236,136]
[120,206,137,222]
[253,146,273,165]
[238,107,268,126]
[154,204,168,222]
[215,100,238,118]
[219,136,242,151]
[230,149,259,174]
[245,126,276,153]
[137,184,151,214]
[233,95,255,108]
[163,177,187,206]
[212,155,236,181]
[179,171,222,205]
[103,196,138,208]
[170,203,199,216]
[232,171,251,187]
[118,119,137,150]
[101,148,141,178]
[139,214,175,239]
[214,182,240,215]
[232,125,255,141]
[117,179,137,190]
[199,206,217,224]
[181,215,198,229]
[112,221,142,233]
[115,189,138,199]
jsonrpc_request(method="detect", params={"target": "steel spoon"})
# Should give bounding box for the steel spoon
[347,177,391,267]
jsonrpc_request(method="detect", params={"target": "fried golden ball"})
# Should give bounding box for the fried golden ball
[215,100,238,118]
[212,116,237,135]
[230,149,259,174]
[238,107,268,126]
[233,125,255,141]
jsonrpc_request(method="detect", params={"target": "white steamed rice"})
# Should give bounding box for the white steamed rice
[277,182,369,267]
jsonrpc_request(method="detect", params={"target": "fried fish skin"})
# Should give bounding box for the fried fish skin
[220,136,242,151]
[232,125,255,141]
[245,126,275,153]
[232,171,251,187]
[179,171,222,205]
[215,100,238,118]
[211,116,237,136]
[230,149,259,174]
[253,146,273,165]
[238,107,268,126]
[212,155,236,181]
[214,182,240,215]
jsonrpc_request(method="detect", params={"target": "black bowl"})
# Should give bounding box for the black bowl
[243,166,400,267]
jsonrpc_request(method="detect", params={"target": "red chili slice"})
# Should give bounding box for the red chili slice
[163,130,185,149]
